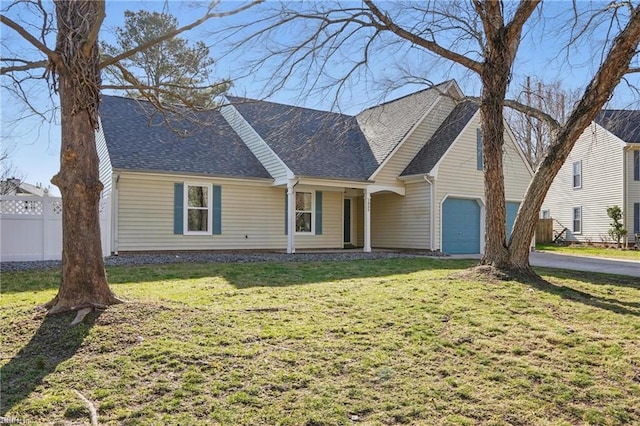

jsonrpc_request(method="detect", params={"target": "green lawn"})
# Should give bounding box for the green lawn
[536,243,640,260]
[2,258,639,425]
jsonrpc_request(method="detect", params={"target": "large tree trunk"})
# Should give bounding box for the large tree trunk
[47,0,121,314]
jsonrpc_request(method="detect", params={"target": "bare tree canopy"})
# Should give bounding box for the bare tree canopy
[217,0,640,276]
[0,0,260,318]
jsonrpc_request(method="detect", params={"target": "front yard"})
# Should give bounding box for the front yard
[536,243,640,260]
[2,258,639,425]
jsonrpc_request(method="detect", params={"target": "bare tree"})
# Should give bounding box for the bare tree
[221,0,640,276]
[0,0,259,319]
[507,78,581,168]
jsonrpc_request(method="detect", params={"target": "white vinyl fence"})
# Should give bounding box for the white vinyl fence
[0,195,111,261]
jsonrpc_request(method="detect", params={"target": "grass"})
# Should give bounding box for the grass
[536,243,640,260]
[2,258,640,425]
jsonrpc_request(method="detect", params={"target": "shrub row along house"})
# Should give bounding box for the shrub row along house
[542,110,640,245]
[97,80,533,255]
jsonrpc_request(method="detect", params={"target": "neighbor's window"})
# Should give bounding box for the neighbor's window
[295,192,313,233]
[572,161,582,189]
[541,210,550,219]
[634,151,639,181]
[186,184,210,233]
[573,207,582,234]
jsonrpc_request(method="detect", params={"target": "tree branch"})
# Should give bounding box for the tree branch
[0,14,61,66]
[99,0,262,69]
[364,0,483,74]
[503,98,561,131]
[1,59,48,74]
[82,0,105,57]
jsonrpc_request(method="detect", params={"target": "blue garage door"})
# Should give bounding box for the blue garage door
[506,202,520,241]
[442,198,481,254]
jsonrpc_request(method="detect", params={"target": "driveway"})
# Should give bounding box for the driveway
[529,252,640,278]
[448,252,640,278]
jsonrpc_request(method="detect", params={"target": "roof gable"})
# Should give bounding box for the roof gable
[356,81,455,166]
[228,97,377,180]
[401,100,479,176]
[99,95,271,179]
[595,109,640,143]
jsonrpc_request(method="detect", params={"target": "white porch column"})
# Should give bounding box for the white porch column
[287,180,296,254]
[364,188,371,252]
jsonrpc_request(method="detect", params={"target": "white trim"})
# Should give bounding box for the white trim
[367,185,405,196]
[364,189,371,252]
[287,180,296,254]
[424,175,436,251]
[294,190,315,235]
[183,183,213,235]
[368,90,447,180]
[572,160,582,189]
[572,206,583,234]
[111,169,274,185]
[220,101,294,181]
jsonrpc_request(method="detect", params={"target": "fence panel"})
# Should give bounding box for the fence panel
[0,195,110,261]
[535,218,553,244]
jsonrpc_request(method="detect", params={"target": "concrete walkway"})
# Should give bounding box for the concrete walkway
[447,252,640,278]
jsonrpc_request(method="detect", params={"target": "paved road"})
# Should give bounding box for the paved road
[449,252,640,278]
[529,252,640,278]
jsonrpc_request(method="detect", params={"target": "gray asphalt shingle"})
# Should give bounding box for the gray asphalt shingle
[228,97,378,180]
[99,95,272,179]
[595,109,640,143]
[401,100,479,176]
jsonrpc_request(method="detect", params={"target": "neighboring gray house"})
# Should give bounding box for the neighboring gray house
[97,80,533,255]
[542,110,640,244]
[0,179,49,196]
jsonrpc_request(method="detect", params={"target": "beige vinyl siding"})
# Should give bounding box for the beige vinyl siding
[371,182,430,249]
[433,115,532,251]
[220,104,288,181]
[542,123,624,243]
[95,119,113,195]
[116,173,343,251]
[373,96,456,187]
[625,147,640,239]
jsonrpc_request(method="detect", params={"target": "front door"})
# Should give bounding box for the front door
[343,198,352,246]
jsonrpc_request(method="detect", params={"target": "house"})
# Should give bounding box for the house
[97,80,533,255]
[0,178,49,196]
[541,109,640,244]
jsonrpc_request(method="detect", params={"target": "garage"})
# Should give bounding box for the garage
[506,202,520,241]
[442,197,481,254]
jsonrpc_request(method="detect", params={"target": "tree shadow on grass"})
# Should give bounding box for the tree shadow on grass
[527,267,639,316]
[3,256,476,293]
[0,311,99,416]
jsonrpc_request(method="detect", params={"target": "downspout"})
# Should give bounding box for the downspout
[113,174,120,255]
[424,175,435,251]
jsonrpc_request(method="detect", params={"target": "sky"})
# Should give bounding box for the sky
[1,1,638,196]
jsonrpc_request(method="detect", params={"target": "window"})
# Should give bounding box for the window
[634,151,639,181]
[634,203,639,234]
[295,191,313,233]
[541,209,550,219]
[573,207,582,234]
[476,128,483,171]
[186,184,211,233]
[572,161,582,188]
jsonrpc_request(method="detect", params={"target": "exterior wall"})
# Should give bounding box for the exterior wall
[542,123,624,243]
[220,104,289,182]
[373,96,456,187]
[96,119,113,195]
[433,115,532,251]
[371,182,431,249]
[115,173,343,252]
[625,147,640,241]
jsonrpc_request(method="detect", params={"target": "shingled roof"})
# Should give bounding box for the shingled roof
[356,81,453,165]
[228,97,378,180]
[595,109,640,144]
[99,95,271,179]
[401,100,479,176]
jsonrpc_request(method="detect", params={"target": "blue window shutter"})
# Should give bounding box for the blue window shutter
[634,151,639,181]
[315,191,323,235]
[284,192,288,235]
[213,185,222,235]
[634,203,639,234]
[174,183,184,234]
[476,128,483,171]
